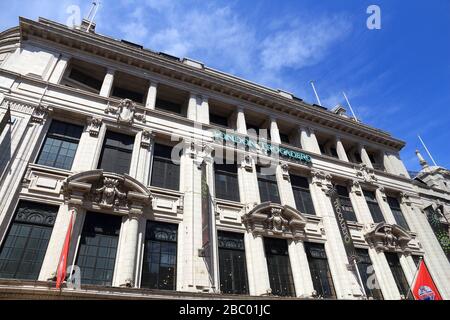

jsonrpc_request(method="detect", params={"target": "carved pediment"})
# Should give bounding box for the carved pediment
[364,223,412,253]
[62,170,152,215]
[242,202,307,239]
[105,99,146,125]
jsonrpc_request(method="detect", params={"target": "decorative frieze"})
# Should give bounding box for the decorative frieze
[62,170,152,215]
[105,99,146,125]
[364,222,412,253]
[242,202,307,239]
[311,169,332,191]
[140,129,154,148]
[31,104,51,124]
[87,117,102,136]
[355,163,378,185]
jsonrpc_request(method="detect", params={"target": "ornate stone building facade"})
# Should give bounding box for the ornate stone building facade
[0,17,448,299]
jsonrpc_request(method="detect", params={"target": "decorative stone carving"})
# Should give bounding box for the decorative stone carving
[400,192,412,206]
[350,179,362,196]
[364,222,412,253]
[242,202,307,239]
[355,163,378,184]
[31,104,51,123]
[239,154,254,172]
[378,186,387,201]
[63,170,152,215]
[311,170,332,191]
[280,162,290,181]
[87,117,102,137]
[105,99,146,125]
[140,130,154,148]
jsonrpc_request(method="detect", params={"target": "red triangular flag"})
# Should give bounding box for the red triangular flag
[412,260,442,300]
[56,211,74,289]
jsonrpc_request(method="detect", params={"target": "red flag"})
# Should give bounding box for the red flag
[412,260,442,300]
[56,211,74,289]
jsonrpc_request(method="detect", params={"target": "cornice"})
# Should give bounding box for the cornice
[15,17,405,150]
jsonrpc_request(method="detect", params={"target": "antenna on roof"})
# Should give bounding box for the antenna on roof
[86,0,100,33]
[418,135,438,166]
[342,91,359,122]
[310,81,322,106]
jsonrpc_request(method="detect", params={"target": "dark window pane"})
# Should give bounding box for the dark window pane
[69,68,103,91]
[218,231,248,295]
[98,131,134,175]
[76,212,121,286]
[0,201,58,280]
[291,175,315,215]
[112,87,144,104]
[363,190,385,223]
[151,144,180,191]
[141,221,177,290]
[155,99,182,115]
[36,120,83,170]
[336,185,357,222]
[330,147,338,158]
[264,238,295,297]
[385,252,411,299]
[214,163,240,202]
[387,197,409,230]
[304,242,336,299]
[210,113,229,127]
[279,133,290,144]
[257,166,280,203]
[355,249,383,300]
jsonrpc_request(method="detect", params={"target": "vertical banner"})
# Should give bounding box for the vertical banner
[412,260,442,300]
[327,187,358,263]
[424,205,450,260]
[201,161,211,248]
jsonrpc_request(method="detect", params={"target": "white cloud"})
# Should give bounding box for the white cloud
[260,16,352,72]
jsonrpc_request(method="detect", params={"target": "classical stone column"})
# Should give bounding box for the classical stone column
[39,204,79,281]
[375,188,395,225]
[71,117,105,172]
[48,55,70,84]
[99,68,115,97]
[275,163,295,206]
[129,130,154,185]
[336,137,349,162]
[269,117,281,144]
[196,95,210,125]
[187,93,198,121]
[288,239,315,297]
[297,125,309,150]
[308,170,363,299]
[177,141,215,292]
[114,213,141,287]
[359,144,374,169]
[387,152,411,178]
[307,127,321,154]
[382,152,396,175]
[0,105,50,228]
[347,180,371,223]
[236,107,247,135]
[145,81,158,110]
[367,249,402,299]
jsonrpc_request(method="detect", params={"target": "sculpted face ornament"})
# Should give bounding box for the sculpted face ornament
[384,225,397,248]
[93,177,126,208]
[266,208,289,233]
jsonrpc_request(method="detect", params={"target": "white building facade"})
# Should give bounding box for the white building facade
[0,17,448,300]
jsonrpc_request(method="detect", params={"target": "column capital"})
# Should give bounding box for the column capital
[140,129,155,148]
[87,117,103,137]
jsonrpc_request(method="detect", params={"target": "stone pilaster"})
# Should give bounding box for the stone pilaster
[145,81,158,110]
[48,55,70,84]
[307,127,321,154]
[187,93,198,121]
[269,117,281,144]
[359,144,373,169]
[236,107,247,135]
[336,137,349,162]
[99,69,115,97]
[71,118,105,172]
[288,239,315,297]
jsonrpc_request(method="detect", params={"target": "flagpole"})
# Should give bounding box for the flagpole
[405,257,422,300]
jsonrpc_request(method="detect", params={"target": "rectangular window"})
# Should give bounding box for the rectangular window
[264,237,295,297]
[76,212,121,286]
[218,231,249,295]
[385,252,411,298]
[336,185,357,222]
[279,133,290,144]
[291,174,315,215]
[387,197,409,230]
[155,98,182,115]
[209,113,229,127]
[355,249,384,300]
[214,162,240,202]
[37,120,83,170]
[141,221,178,290]
[363,190,385,223]
[151,143,180,191]
[330,147,338,158]
[98,131,134,175]
[0,201,58,280]
[354,152,362,163]
[257,166,280,203]
[304,242,336,299]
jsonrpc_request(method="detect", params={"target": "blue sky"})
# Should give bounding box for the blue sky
[1,0,449,171]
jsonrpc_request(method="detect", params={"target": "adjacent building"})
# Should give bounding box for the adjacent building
[0,17,448,299]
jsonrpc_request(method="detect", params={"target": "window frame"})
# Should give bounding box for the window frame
[150,143,180,191]
[97,130,135,175]
[214,162,240,202]
[290,174,315,215]
[363,190,385,223]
